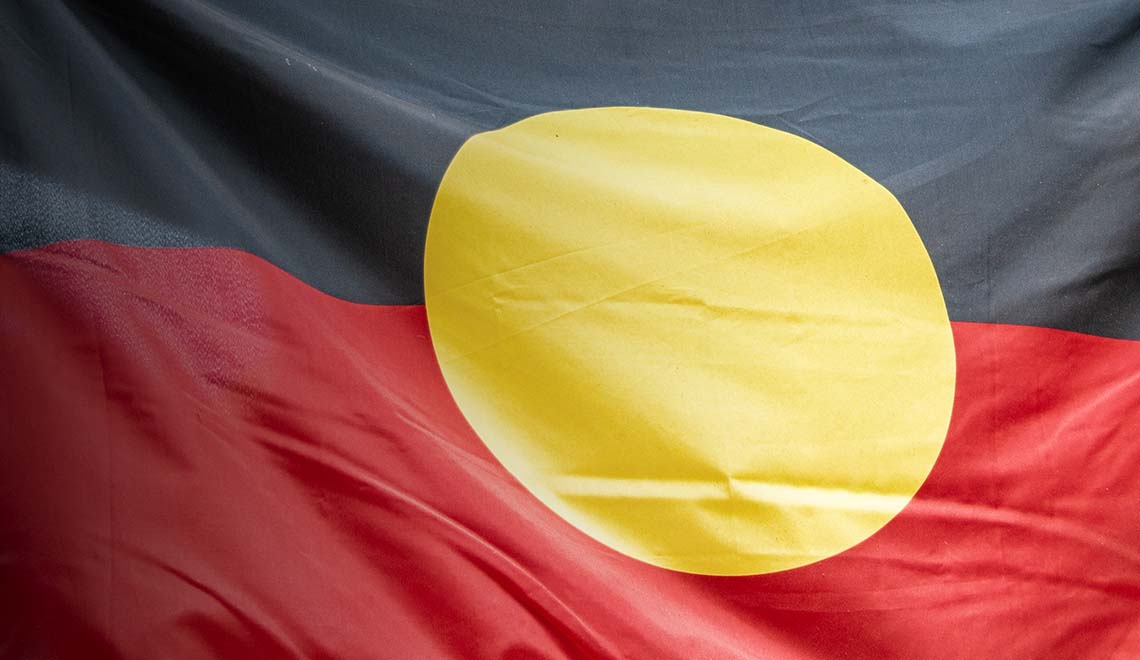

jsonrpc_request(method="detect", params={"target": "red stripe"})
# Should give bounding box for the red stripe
[2,240,1138,659]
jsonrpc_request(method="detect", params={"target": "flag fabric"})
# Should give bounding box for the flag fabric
[3,2,1140,659]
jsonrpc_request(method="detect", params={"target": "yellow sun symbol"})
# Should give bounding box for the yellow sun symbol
[424,107,955,576]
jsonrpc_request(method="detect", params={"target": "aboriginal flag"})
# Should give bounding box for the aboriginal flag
[3,2,1140,659]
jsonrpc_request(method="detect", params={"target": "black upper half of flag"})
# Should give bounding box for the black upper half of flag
[3,0,1139,339]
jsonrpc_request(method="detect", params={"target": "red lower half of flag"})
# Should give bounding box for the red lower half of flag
[2,241,1138,659]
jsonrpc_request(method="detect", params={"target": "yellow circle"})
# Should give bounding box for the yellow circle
[424,107,955,575]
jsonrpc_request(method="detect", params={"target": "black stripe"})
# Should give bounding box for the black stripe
[3,0,1139,339]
